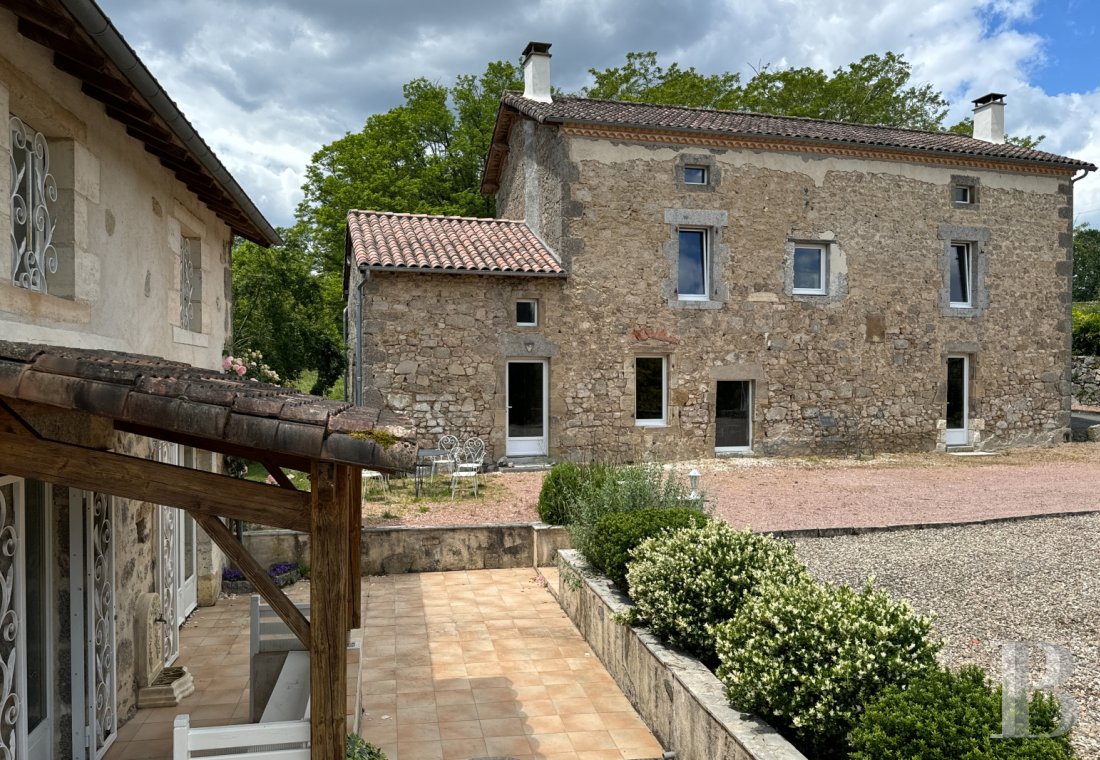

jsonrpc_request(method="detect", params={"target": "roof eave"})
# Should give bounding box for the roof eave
[365,265,567,278]
[56,0,281,246]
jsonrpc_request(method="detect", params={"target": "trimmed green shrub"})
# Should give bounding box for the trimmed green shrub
[346,733,387,759]
[537,461,586,525]
[715,577,940,757]
[850,665,1075,759]
[1072,304,1100,356]
[626,522,807,663]
[586,508,711,589]
[567,464,699,561]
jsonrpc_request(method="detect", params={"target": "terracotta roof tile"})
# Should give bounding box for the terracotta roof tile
[347,210,565,276]
[499,92,1096,170]
[0,341,415,471]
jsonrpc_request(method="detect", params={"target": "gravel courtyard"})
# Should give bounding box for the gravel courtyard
[793,514,1100,758]
[365,444,1100,530]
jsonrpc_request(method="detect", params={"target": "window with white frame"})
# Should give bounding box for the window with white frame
[949,242,972,307]
[953,185,972,204]
[635,356,667,426]
[792,245,827,294]
[9,115,58,294]
[179,235,202,331]
[677,228,708,300]
[515,299,537,326]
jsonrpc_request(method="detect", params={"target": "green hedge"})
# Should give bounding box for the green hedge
[586,508,711,590]
[1072,304,1100,356]
[627,523,806,664]
[346,734,387,760]
[850,666,1075,759]
[715,578,940,757]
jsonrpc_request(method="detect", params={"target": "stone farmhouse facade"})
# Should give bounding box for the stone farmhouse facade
[346,42,1096,462]
[0,1,278,757]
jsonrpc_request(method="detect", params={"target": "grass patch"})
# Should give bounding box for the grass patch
[360,472,505,523]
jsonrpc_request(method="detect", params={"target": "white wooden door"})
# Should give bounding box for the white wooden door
[0,476,55,760]
[69,490,117,759]
[506,360,548,456]
[945,355,969,446]
[155,443,198,665]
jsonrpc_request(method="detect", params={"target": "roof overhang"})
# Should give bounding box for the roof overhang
[0,0,280,246]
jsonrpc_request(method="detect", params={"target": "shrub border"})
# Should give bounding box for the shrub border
[555,550,807,760]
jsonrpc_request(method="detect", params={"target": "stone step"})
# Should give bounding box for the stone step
[497,455,553,471]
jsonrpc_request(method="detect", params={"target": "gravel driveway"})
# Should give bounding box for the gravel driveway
[793,514,1100,758]
[367,444,1100,530]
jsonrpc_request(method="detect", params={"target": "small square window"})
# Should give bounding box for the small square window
[635,356,667,426]
[677,228,709,300]
[953,185,972,204]
[516,299,537,326]
[683,166,708,185]
[949,242,972,307]
[792,245,827,295]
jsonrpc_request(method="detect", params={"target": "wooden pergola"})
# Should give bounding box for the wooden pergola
[0,341,415,759]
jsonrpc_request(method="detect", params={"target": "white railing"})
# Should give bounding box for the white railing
[172,715,309,760]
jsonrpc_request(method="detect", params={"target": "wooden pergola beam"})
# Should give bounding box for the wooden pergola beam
[191,512,310,647]
[309,461,349,759]
[0,428,310,532]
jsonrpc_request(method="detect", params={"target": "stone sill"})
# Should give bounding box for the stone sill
[556,550,806,760]
[0,280,91,324]
[172,326,210,347]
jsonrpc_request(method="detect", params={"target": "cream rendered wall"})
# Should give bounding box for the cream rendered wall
[0,9,232,369]
[0,8,233,746]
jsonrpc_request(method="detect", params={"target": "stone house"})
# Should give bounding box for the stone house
[346,42,1096,462]
[0,1,281,757]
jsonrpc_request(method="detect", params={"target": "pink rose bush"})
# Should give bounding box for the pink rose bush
[222,350,280,384]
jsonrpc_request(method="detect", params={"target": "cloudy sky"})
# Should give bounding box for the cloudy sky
[96,0,1100,229]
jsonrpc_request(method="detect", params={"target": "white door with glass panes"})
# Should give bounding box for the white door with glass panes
[945,356,970,446]
[0,477,67,760]
[506,360,548,456]
[155,443,199,666]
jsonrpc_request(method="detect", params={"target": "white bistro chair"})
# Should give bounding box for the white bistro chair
[450,437,485,498]
[430,434,460,481]
[361,468,389,498]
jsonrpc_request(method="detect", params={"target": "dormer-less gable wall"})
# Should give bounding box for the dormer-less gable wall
[0,8,233,370]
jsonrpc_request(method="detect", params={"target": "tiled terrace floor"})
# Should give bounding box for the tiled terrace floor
[105,569,663,760]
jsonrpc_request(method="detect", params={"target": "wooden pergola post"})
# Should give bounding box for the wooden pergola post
[309,460,350,758]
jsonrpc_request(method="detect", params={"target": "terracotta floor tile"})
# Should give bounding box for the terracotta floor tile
[396,705,439,725]
[554,697,598,715]
[437,719,483,740]
[475,700,523,720]
[483,733,535,756]
[396,690,437,708]
[519,698,560,718]
[435,702,480,723]
[433,688,474,705]
[568,730,618,751]
[396,720,442,743]
[479,716,526,737]
[528,731,576,754]
[599,710,649,729]
[575,750,628,760]
[396,739,444,760]
[440,736,489,759]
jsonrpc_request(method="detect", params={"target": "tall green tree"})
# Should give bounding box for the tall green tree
[231,226,344,395]
[584,51,949,130]
[296,61,522,277]
[1074,223,1100,302]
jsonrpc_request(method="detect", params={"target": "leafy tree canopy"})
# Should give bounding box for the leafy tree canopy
[584,51,949,130]
[1074,223,1100,302]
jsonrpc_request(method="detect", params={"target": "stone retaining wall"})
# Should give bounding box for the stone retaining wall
[240,523,571,576]
[555,550,806,760]
[1072,356,1100,405]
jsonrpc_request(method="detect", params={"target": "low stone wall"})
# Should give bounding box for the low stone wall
[240,523,571,577]
[556,550,806,760]
[1073,356,1100,405]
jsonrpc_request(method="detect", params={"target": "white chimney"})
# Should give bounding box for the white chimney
[972,92,1006,144]
[522,41,552,103]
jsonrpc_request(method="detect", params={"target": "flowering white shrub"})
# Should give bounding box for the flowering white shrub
[715,577,940,757]
[222,350,280,384]
[626,522,807,662]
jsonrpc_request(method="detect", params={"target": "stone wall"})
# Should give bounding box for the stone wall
[360,117,1074,458]
[1072,356,1100,404]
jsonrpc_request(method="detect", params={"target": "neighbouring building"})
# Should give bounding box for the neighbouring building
[0,0,281,756]
[346,41,1096,462]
